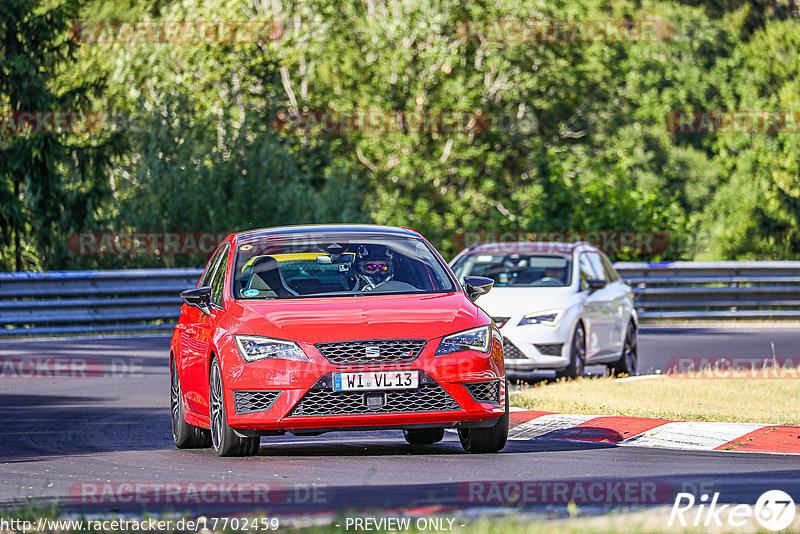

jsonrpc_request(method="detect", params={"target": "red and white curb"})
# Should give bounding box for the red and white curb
[507,408,800,454]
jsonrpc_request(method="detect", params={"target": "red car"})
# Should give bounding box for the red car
[170,225,507,456]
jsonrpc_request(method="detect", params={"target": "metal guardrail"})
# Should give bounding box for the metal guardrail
[0,268,202,336]
[2,262,799,337]
[615,261,800,321]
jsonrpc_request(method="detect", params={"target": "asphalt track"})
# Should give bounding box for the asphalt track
[0,326,799,517]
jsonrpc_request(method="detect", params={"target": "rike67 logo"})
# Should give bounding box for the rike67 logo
[669,490,796,531]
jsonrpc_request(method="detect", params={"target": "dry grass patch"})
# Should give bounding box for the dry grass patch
[512,376,800,425]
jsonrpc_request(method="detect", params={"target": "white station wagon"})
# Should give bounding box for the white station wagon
[451,242,637,378]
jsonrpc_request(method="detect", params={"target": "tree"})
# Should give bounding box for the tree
[0,0,123,271]
[697,19,800,259]
[267,0,697,258]
[67,0,369,269]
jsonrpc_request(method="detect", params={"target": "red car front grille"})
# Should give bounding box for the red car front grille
[464,380,500,405]
[287,376,459,417]
[315,339,426,365]
[233,390,282,414]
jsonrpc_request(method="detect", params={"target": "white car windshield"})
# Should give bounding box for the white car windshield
[453,253,572,287]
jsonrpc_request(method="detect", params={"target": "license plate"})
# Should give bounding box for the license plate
[332,371,418,391]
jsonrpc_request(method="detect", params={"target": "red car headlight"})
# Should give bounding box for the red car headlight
[435,326,491,356]
[234,335,310,362]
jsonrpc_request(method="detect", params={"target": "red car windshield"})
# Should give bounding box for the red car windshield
[233,232,457,299]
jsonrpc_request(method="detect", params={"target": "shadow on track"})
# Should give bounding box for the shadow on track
[0,393,172,462]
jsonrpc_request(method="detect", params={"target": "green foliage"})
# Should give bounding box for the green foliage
[0,0,124,271]
[110,95,368,268]
[697,19,800,259]
[2,0,799,270]
[268,0,704,257]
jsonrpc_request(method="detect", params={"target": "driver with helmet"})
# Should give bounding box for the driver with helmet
[354,244,395,290]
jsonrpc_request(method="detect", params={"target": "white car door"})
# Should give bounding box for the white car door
[598,253,629,354]
[578,253,609,360]
[583,252,619,360]
[589,252,626,356]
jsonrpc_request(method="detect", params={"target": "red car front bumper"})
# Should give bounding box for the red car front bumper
[204,336,505,433]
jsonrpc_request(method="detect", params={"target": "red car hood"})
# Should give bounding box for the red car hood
[232,292,480,343]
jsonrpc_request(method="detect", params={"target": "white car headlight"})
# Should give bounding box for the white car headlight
[435,326,491,355]
[518,310,562,326]
[235,335,310,362]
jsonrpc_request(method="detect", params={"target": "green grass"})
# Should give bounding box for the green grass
[0,510,787,534]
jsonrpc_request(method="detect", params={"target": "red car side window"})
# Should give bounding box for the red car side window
[200,247,226,287]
